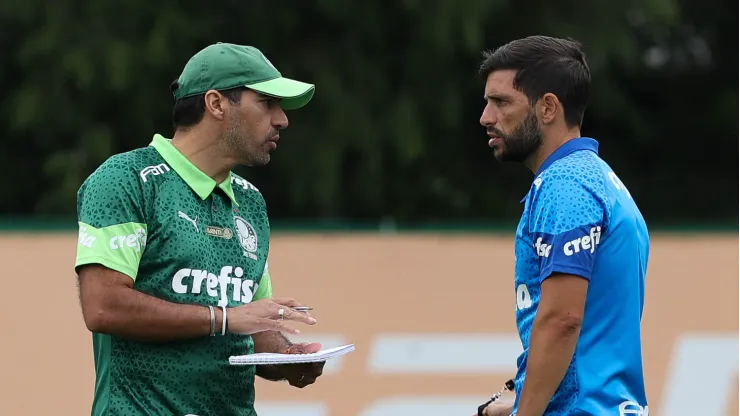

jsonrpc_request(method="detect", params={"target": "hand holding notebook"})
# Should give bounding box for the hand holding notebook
[229,344,356,365]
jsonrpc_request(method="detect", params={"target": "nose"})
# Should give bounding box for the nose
[272,106,289,130]
[479,102,497,127]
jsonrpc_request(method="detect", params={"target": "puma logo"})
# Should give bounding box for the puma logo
[177,211,198,231]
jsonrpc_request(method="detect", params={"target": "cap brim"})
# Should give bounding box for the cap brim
[246,77,315,110]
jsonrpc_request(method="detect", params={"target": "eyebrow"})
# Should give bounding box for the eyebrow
[256,94,281,103]
[484,92,514,101]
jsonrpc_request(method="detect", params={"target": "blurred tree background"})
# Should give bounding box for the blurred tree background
[0,0,736,227]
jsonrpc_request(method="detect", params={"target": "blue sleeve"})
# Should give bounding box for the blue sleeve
[529,175,607,282]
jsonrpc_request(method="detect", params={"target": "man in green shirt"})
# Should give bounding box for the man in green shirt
[75,42,325,416]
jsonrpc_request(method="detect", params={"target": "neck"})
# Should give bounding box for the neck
[525,127,582,174]
[170,128,234,183]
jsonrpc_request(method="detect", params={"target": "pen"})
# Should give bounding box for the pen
[293,306,313,312]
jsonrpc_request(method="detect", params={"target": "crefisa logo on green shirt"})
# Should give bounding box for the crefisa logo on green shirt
[234,216,259,261]
[109,228,147,252]
[78,225,97,248]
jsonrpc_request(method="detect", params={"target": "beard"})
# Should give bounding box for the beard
[489,108,543,163]
[222,115,272,167]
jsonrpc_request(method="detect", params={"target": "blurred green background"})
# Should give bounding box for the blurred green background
[0,0,736,229]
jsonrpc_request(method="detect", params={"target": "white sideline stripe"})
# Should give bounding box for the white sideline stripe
[359,396,507,416]
[659,333,738,416]
[367,333,522,374]
[254,402,327,416]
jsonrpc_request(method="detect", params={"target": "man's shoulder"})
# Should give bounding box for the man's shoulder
[76,147,163,223]
[536,151,608,196]
[543,150,605,181]
[84,146,164,187]
[528,151,611,224]
[230,173,265,202]
[526,152,611,233]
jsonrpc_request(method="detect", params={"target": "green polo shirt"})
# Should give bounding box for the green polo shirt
[75,134,273,416]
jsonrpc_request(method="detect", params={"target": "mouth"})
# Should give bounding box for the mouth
[488,135,502,148]
[267,134,280,150]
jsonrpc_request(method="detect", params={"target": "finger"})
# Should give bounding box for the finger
[308,364,324,378]
[271,298,301,308]
[289,363,324,378]
[283,309,317,325]
[289,379,310,388]
[303,342,322,353]
[293,376,316,388]
[302,362,324,377]
[262,318,301,335]
[301,376,317,386]
[311,361,325,371]
[288,342,322,354]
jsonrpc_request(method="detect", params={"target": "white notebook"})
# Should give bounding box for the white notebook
[229,344,356,366]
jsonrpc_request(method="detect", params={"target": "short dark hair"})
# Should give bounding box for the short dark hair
[170,79,246,131]
[479,36,591,128]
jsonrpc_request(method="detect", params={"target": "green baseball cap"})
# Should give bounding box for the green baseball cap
[172,42,315,110]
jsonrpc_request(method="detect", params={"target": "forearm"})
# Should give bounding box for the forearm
[84,286,220,342]
[516,315,581,416]
[253,331,293,381]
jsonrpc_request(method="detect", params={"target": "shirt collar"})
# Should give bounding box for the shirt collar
[150,134,239,206]
[520,137,599,203]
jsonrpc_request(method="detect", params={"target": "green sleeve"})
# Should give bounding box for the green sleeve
[253,262,273,300]
[75,156,148,280]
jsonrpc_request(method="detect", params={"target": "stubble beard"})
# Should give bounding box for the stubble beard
[222,116,271,167]
[493,109,543,164]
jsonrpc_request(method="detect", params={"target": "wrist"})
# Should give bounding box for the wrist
[209,306,228,336]
[219,305,228,335]
[207,305,217,336]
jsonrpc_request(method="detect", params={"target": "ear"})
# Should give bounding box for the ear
[539,93,560,125]
[204,90,226,121]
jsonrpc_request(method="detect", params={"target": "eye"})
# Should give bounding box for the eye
[487,96,505,107]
